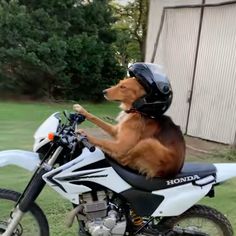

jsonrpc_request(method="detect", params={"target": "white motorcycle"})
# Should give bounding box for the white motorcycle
[0,111,235,236]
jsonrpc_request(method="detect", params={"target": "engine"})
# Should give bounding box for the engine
[78,191,127,236]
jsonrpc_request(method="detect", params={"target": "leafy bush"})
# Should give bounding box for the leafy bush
[0,0,125,101]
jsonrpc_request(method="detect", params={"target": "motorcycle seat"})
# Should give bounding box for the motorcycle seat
[108,159,216,191]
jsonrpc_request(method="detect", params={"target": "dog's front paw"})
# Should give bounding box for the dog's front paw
[76,129,95,145]
[119,155,131,166]
[73,104,88,117]
[76,128,87,137]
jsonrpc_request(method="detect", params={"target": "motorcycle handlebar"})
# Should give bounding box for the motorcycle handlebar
[58,132,95,152]
[80,136,96,152]
[71,114,85,130]
[61,111,95,152]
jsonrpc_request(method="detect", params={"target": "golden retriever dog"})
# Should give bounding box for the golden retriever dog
[73,77,185,178]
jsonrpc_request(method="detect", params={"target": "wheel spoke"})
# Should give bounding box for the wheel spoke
[0,189,49,236]
[175,216,224,235]
[161,205,233,236]
[0,199,40,236]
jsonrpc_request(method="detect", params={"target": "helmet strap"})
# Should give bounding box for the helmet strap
[125,107,138,114]
[125,108,156,119]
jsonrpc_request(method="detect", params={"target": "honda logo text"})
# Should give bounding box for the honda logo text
[166,175,200,186]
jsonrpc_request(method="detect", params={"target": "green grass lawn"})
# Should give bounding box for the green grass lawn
[0,101,119,235]
[0,101,235,235]
[0,101,119,150]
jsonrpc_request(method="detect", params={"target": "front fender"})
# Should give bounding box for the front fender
[0,150,40,171]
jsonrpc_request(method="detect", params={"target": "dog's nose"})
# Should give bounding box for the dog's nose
[103,90,107,95]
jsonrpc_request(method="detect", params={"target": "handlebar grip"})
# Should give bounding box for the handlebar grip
[81,137,96,152]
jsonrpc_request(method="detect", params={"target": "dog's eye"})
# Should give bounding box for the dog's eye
[120,85,126,89]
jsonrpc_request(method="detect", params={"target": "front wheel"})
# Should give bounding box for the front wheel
[0,188,49,236]
[161,204,233,236]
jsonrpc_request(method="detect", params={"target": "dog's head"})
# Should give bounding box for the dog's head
[103,77,146,111]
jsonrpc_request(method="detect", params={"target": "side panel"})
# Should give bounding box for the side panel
[121,189,164,217]
[43,148,131,204]
[55,167,132,194]
[152,182,213,216]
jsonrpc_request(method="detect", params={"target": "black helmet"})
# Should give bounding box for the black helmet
[128,62,172,117]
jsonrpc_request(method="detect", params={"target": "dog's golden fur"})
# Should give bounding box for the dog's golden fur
[74,77,185,178]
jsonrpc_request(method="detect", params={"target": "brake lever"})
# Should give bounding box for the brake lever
[69,138,78,157]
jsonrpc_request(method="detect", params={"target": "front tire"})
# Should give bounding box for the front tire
[0,188,49,236]
[162,204,233,236]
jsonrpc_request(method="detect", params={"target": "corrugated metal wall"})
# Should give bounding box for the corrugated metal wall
[187,4,236,143]
[154,8,201,131]
[145,0,202,62]
[146,0,236,144]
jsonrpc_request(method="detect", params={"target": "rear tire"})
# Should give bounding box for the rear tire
[0,188,49,236]
[162,204,233,236]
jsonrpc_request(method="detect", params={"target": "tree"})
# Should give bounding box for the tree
[112,0,149,66]
[0,0,125,100]
[0,0,69,98]
[112,17,141,67]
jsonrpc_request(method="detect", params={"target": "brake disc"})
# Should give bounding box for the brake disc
[0,221,7,234]
[0,221,23,236]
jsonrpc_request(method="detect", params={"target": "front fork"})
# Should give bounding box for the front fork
[2,146,63,236]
